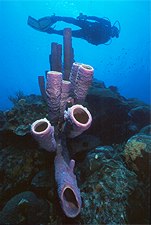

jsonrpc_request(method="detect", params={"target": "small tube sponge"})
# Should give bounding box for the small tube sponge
[64,104,92,138]
[31,118,56,152]
[46,71,62,124]
[69,62,82,97]
[74,64,94,104]
[59,80,71,122]
[55,144,82,218]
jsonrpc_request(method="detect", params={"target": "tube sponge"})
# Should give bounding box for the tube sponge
[59,80,71,122]
[31,118,56,152]
[46,71,62,124]
[69,62,82,97]
[64,104,92,138]
[74,64,94,104]
[55,143,82,218]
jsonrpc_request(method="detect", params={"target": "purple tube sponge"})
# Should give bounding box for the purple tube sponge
[59,80,71,122]
[55,142,82,218]
[64,104,92,138]
[74,64,94,104]
[31,118,56,152]
[46,71,62,124]
[69,62,82,97]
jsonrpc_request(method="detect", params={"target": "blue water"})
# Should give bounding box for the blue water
[0,0,150,110]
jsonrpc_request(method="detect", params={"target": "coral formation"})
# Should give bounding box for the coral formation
[64,104,92,138]
[46,71,63,124]
[59,80,71,122]
[55,140,82,218]
[79,147,137,224]
[123,133,151,181]
[124,137,147,161]
[31,118,56,152]
[0,111,7,131]
[5,94,48,136]
[31,61,94,218]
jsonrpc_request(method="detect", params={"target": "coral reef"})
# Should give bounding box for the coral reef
[4,94,48,136]
[123,133,151,180]
[0,111,7,131]
[86,81,151,144]
[123,132,151,224]
[79,147,137,224]
[0,78,150,223]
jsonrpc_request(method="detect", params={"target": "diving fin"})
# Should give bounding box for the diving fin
[27,16,42,31]
[38,16,56,31]
[27,16,56,32]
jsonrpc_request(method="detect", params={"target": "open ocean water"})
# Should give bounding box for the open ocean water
[0,0,150,110]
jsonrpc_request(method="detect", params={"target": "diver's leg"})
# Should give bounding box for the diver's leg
[28,16,55,32]
[46,28,83,38]
[71,29,83,38]
[52,16,86,28]
[28,15,89,31]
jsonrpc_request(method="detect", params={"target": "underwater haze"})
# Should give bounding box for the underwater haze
[0,0,150,110]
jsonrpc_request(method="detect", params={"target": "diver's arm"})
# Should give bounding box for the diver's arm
[86,16,102,22]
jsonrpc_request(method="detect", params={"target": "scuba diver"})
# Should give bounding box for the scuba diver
[27,13,120,45]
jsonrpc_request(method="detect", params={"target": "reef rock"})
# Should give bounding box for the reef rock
[123,133,151,224]
[128,105,151,127]
[139,124,151,135]
[0,111,7,131]
[4,94,48,136]
[31,170,54,200]
[78,147,137,225]
[0,137,54,209]
[86,85,151,144]
[86,86,131,144]
[0,191,50,224]
[67,134,101,159]
[123,133,151,181]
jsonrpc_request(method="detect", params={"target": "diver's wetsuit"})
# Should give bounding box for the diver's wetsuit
[47,16,112,45]
[28,15,118,45]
